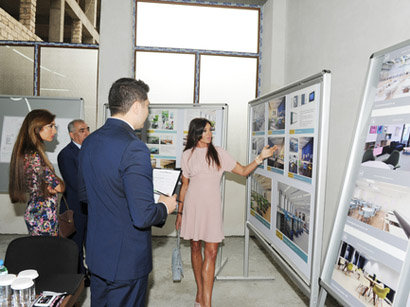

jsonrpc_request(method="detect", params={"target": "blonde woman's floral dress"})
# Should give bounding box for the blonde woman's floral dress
[24,152,60,236]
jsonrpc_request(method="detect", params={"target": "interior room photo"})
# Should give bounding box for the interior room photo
[1,0,410,306]
[348,178,410,241]
[250,173,272,227]
[332,241,398,307]
[276,182,310,255]
[362,123,410,171]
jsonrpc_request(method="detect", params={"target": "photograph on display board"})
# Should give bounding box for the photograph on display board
[375,54,410,102]
[276,182,311,259]
[250,173,272,229]
[252,137,265,163]
[159,135,176,155]
[331,240,399,306]
[289,88,318,131]
[289,137,298,175]
[298,137,314,178]
[147,144,159,155]
[348,178,410,241]
[267,137,285,171]
[148,109,176,130]
[362,122,410,172]
[268,97,285,131]
[184,109,216,132]
[147,135,160,144]
[252,103,265,132]
[159,159,176,169]
[288,137,314,180]
[147,133,177,156]
[292,95,298,108]
[289,153,298,174]
[183,110,217,146]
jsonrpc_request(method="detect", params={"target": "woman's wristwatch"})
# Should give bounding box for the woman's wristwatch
[255,155,263,165]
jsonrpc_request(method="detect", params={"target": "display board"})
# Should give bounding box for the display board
[104,103,228,168]
[0,95,84,193]
[246,71,331,305]
[145,104,228,169]
[319,40,410,307]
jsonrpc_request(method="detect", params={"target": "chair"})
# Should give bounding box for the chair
[382,150,400,169]
[4,236,84,305]
[372,284,390,307]
[363,210,372,223]
[355,269,368,296]
[344,262,355,275]
[362,149,375,163]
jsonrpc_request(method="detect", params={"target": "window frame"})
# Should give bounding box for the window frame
[134,0,263,102]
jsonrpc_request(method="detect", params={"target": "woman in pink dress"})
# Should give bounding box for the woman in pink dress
[176,118,277,307]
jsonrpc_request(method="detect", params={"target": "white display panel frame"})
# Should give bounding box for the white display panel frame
[246,71,331,306]
[319,40,410,307]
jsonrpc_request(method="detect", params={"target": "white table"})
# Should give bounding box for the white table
[362,207,373,214]
[361,160,391,169]
[389,224,408,240]
[386,213,399,225]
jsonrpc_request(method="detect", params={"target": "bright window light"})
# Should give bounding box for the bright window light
[136,2,259,53]
[136,51,195,103]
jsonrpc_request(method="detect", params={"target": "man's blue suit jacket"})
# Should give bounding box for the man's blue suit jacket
[78,118,168,282]
[58,141,82,214]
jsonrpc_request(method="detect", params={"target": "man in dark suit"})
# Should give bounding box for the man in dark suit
[78,78,177,307]
[58,119,90,277]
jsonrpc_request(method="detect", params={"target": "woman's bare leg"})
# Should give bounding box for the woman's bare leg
[191,240,203,304]
[201,242,219,307]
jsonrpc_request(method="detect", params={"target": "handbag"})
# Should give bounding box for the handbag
[58,195,76,238]
[172,230,183,282]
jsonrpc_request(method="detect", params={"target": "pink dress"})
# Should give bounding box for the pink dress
[180,146,237,243]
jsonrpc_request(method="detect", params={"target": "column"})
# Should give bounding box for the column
[97,0,134,126]
[49,0,65,42]
[71,19,82,43]
[19,0,37,33]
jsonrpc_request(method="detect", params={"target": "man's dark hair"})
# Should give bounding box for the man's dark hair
[108,78,150,115]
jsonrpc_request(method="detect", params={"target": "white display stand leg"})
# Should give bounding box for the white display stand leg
[214,223,275,281]
[317,288,327,307]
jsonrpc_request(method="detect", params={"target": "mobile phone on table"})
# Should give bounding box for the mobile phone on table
[33,294,57,306]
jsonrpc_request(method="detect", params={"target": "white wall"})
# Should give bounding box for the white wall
[261,0,410,259]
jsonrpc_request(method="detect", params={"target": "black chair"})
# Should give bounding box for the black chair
[362,149,375,163]
[4,236,84,302]
[383,150,400,169]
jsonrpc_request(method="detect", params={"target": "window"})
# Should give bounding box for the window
[0,46,34,95]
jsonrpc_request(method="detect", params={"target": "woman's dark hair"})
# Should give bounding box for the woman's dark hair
[184,118,220,169]
[9,109,58,203]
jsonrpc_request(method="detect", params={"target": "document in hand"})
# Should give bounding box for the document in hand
[153,168,181,202]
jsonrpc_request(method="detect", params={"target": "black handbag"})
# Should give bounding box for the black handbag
[58,195,76,238]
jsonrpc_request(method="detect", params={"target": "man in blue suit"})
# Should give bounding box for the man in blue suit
[79,78,177,307]
[58,119,90,277]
